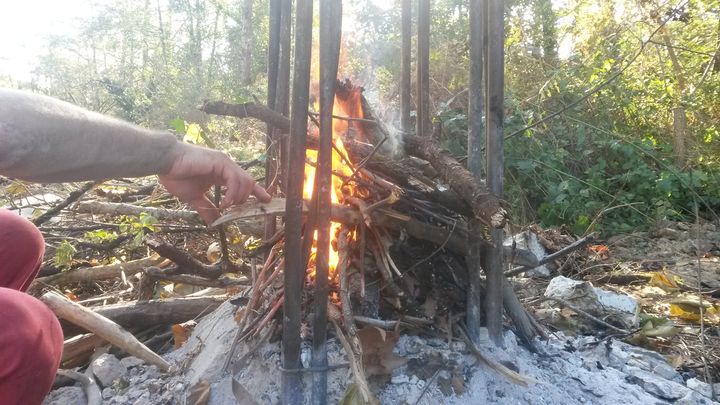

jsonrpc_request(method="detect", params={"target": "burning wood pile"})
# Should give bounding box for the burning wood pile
[198,80,546,397]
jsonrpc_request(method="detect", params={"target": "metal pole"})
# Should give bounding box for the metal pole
[416,0,430,137]
[400,0,412,134]
[265,0,282,241]
[312,2,342,404]
[282,0,313,402]
[466,0,485,346]
[484,0,505,346]
[276,0,293,191]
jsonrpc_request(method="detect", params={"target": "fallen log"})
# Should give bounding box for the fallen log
[33,256,166,286]
[77,201,201,223]
[41,291,171,371]
[144,267,250,288]
[61,333,108,369]
[61,296,226,338]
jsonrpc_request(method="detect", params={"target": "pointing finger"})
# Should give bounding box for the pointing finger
[252,183,272,203]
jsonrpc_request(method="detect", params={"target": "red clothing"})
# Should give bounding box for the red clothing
[0,209,63,405]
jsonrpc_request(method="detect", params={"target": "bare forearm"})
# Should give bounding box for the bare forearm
[0,88,180,182]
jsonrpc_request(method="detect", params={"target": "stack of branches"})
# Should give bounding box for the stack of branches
[201,80,548,358]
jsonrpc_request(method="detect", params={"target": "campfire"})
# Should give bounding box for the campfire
[197,80,545,400]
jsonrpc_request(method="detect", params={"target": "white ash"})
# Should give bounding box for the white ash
[49,299,717,404]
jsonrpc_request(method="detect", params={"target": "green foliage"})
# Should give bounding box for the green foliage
[54,240,77,271]
[119,213,158,248]
[83,229,119,244]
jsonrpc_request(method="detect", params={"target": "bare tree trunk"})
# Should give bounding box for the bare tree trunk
[673,107,687,166]
[401,0,412,134]
[660,26,688,166]
[240,0,254,85]
[206,7,222,90]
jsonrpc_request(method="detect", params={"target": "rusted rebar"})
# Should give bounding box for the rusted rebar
[312,1,342,404]
[484,0,506,345]
[282,0,313,401]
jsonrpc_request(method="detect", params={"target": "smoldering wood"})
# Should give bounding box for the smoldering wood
[41,291,171,371]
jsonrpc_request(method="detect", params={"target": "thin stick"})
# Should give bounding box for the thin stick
[40,291,170,371]
[56,369,102,405]
[457,325,532,386]
[33,181,99,226]
[505,233,596,278]
[413,368,441,405]
[541,297,630,334]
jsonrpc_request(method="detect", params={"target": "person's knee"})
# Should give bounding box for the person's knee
[0,209,45,290]
[0,288,63,404]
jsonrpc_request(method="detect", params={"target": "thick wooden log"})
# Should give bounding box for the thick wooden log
[61,333,108,368]
[201,101,290,132]
[77,201,201,223]
[41,291,171,371]
[62,296,226,338]
[403,134,508,228]
[33,256,165,286]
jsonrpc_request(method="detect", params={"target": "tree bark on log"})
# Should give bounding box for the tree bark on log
[77,201,201,223]
[41,291,171,371]
[61,296,226,338]
[33,256,165,286]
[62,333,108,368]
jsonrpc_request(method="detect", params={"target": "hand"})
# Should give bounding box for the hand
[159,142,271,225]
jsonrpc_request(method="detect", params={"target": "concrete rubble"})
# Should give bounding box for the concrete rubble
[544,275,639,329]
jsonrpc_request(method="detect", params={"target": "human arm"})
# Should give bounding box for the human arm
[0,88,270,224]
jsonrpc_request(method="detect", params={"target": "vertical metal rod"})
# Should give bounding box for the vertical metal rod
[282,0,313,402]
[468,0,485,178]
[400,0,412,134]
[466,0,485,346]
[416,0,430,137]
[312,2,342,404]
[276,0,293,191]
[265,0,282,241]
[484,0,505,346]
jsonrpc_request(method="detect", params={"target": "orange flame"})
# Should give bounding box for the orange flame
[304,87,365,276]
